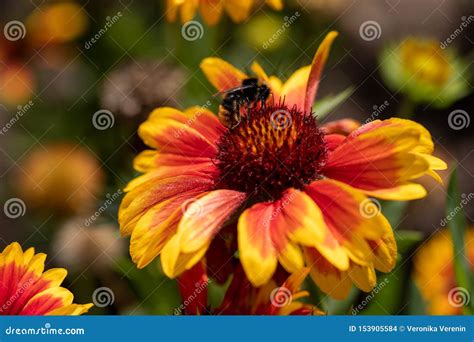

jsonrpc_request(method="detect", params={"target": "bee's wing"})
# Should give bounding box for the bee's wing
[212,84,255,98]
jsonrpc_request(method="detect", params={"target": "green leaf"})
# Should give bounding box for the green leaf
[446,169,473,314]
[208,278,231,309]
[358,269,402,315]
[115,258,180,314]
[395,230,423,254]
[325,287,360,315]
[358,231,422,315]
[313,87,354,119]
[406,283,427,315]
[381,201,408,228]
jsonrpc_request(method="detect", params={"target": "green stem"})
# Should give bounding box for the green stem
[446,169,473,315]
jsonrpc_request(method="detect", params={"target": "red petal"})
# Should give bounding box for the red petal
[176,260,209,315]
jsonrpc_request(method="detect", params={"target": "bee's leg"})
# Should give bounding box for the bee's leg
[231,101,241,129]
[260,86,271,108]
[244,100,252,121]
[246,98,254,111]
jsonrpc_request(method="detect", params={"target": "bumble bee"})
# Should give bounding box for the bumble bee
[216,78,271,129]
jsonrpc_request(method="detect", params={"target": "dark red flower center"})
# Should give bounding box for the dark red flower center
[215,103,327,201]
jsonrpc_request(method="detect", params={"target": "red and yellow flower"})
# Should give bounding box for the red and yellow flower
[176,261,321,315]
[217,265,323,315]
[413,228,474,315]
[119,31,447,299]
[166,0,283,25]
[0,242,92,315]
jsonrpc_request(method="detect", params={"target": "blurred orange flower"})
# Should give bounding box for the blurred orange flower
[0,2,87,107]
[25,2,88,47]
[166,0,283,25]
[16,143,104,216]
[0,242,92,315]
[413,228,474,315]
[0,64,35,107]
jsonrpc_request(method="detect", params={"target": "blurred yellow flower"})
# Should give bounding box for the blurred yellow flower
[400,38,452,87]
[380,37,470,108]
[166,0,283,25]
[26,2,88,46]
[16,143,104,216]
[413,228,474,315]
[0,242,92,315]
[240,13,292,51]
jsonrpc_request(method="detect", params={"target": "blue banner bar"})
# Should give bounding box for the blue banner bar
[0,316,472,342]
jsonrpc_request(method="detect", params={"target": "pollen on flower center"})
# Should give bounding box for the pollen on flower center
[215,103,327,201]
